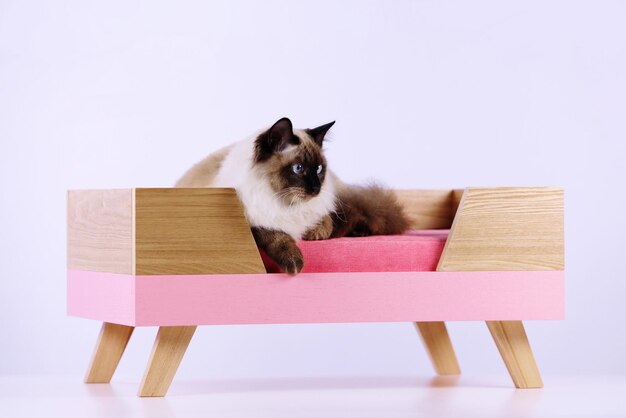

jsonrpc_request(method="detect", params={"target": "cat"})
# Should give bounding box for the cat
[176,117,409,274]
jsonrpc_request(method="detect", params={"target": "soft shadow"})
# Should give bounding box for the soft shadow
[84,383,178,418]
[169,374,520,396]
[83,382,123,397]
[499,388,544,417]
[169,375,432,396]
[427,375,461,388]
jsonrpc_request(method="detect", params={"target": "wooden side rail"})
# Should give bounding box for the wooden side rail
[68,188,266,275]
[438,187,564,272]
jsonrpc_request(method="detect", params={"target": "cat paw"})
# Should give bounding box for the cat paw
[277,249,304,275]
[302,228,331,241]
[302,216,333,241]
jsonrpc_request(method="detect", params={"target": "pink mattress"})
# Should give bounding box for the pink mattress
[261,230,448,273]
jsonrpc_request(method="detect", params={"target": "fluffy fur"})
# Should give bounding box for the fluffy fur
[176,117,409,274]
[178,127,336,239]
[331,182,409,238]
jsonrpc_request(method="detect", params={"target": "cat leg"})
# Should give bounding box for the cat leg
[302,215,333,241]
[252,227,304,275]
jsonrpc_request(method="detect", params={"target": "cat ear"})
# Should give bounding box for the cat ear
[255,117,297,162]
[267,117,295,151]
[307,121,335,147]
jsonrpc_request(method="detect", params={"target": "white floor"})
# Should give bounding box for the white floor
[0,374,624,418]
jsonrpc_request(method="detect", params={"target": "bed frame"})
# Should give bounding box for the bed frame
[67,187,564,396]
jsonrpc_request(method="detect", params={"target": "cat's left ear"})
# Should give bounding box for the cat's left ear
[307,121,335,147]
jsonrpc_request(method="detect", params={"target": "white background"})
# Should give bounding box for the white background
[1,0,625,381]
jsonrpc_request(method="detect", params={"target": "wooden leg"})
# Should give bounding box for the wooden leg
[415,322,461,375]
[85,322,134,383]
[138,326,196,397]
[486,320,543,388]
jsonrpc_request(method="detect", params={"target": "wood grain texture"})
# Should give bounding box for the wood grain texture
[68,189,133,274]
[138,326,196,397]
[415,322,461,375]
[437,187,564,271]
[84,322,134,383]
[486,320,543,388]
[134,188,266,275]
[394,189,463,230]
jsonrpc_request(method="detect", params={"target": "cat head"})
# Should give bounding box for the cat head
[254,117,335,204]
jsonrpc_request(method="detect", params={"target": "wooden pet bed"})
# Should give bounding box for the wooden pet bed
[67,187,564,397]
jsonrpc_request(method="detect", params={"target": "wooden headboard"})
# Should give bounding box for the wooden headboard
[394,189,464,230]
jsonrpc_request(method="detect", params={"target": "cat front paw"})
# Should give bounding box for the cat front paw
[251,226,305,275]
[276,249,304,275]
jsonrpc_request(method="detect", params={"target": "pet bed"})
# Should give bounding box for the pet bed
[67,187,564,396]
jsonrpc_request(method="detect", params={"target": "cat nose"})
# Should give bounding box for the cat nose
[310,185,321,195]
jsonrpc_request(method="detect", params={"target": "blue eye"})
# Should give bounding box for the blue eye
[292,163,304,174]
[317,165,323,174]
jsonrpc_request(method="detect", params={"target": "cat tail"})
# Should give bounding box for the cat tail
[330,180,410,238]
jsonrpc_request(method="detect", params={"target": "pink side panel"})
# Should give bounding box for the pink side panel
[67,270,135,326]
[67,270,564,327]
[131,270,564,326]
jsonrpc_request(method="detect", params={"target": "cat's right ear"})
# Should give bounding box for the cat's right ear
[255,117,297,162]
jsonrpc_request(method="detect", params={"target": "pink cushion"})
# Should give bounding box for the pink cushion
[261,230,448,273]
